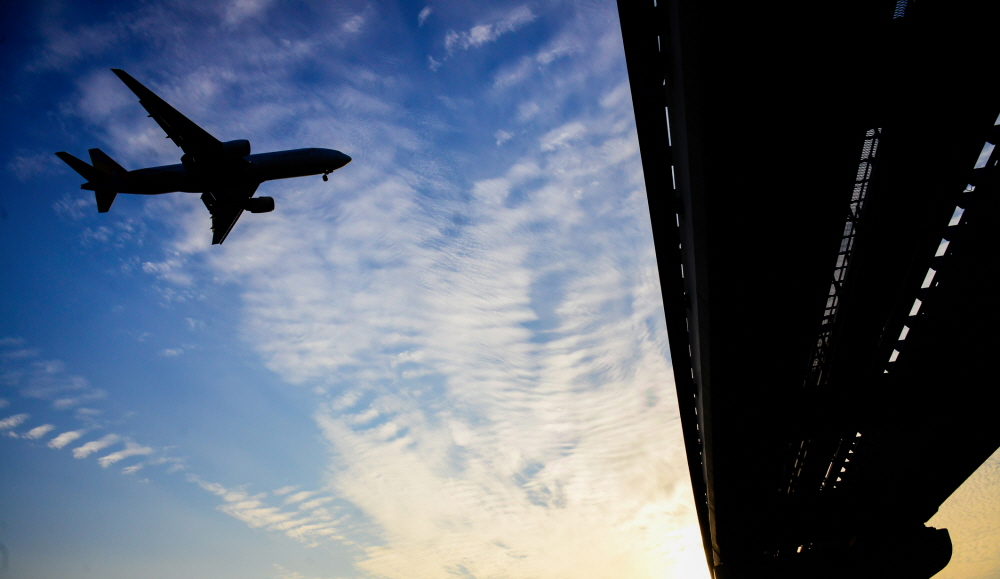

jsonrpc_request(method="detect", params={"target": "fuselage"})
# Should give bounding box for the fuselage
[92,148,351,194]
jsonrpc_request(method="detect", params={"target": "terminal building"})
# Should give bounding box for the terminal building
[617,0,1000,577]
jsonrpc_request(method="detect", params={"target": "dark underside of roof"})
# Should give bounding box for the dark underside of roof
[617,1,1000,578]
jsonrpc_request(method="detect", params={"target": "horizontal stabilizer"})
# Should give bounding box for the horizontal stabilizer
[88,148,127,177]
[95,190,117,213]
[55,151,101,182]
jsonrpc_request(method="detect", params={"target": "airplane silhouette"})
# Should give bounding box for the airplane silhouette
[56,69,351,244]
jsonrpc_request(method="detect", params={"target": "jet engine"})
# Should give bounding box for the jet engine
[245,196,274,213]
[221,139,251,157]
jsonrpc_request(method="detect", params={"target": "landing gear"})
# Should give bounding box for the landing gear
[322,173,329,182]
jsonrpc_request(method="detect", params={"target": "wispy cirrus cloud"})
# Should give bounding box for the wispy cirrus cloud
[8,152,63,181]
[53,390,107,409]
[72,433,121,458]
[223,0,275,27]
[291,120,687,576]
[283,490,319,505]
[53,194,93,220]
[24,424,56,439]
[491,18,620,92]
[187,476,348,547]
[417,6,432,27]
[341,14,366,34]
[98,441,154,467]
[48,429,85,449]
[443,6,535,52]
[0,413,30,430]
[0,339,183,476]
[429,5,536,70]
[3,353,107,411]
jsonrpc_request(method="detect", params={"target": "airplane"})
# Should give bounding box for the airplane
[56,69,351,244]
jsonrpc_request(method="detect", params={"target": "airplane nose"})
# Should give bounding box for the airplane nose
[331,150,351,170]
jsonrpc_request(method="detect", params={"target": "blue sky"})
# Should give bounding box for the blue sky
[0,2,709,578]
[2,2,997,578]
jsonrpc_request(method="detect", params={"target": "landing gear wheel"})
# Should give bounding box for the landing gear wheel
[322,174,329,182]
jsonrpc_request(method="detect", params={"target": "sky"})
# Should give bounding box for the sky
[0,1,706,578]
[0,2,996,579]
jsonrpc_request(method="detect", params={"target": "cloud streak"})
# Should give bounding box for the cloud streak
[72,433,121,459]
[0,338,190,474]
[188,476,346,547]
[444,6,535,52]
[418,6,432,27]
[48,429,85,449]
[98,441,154,467]
[0,413,30,430]
[3,353,107,411]
[24,424,56,439]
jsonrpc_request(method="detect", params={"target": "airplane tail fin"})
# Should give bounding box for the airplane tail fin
[54,151,120,213]
[87,150,127,213]
[88,148,127,177]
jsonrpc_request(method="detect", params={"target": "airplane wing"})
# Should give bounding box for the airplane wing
[111,68,222,158]
[201,183,259,245]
